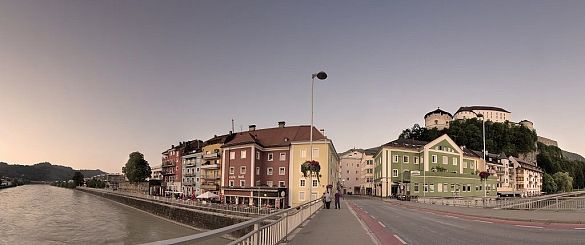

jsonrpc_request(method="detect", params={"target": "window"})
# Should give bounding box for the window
[432,155,437,163]
[268,153,274,161]
[267,181,273,187]
[403,156,409,163]
[451,184,455,192]
[230,152,236,160]
[414,183,419,192]
[392,169,398,177]
[241,150,246,159]
[256,151,260,160]
[430,184,435,192]
[240,180,245,187]
[463,161,468,168]
[256,167,260,175]
[301,149,307,158]
[300,179,306,187]
[424,184,429,192]
[267,167,273,175]
[279,181,286,187]
[393,155,399,163]
[240,166,246,174]
[229,167,235,174]
[280,153,286,161]
[279,167,286,175]
[442,156,448,165]
[312,179,318,187]
[229,180,234,187]
[438,183,443,192]
[414,157,419,164]
[299,192,305,201]
[312,148,320,157]
[453,158,458,166]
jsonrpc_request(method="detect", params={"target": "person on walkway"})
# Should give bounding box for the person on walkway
[324,192,332,209]
[321,192,326,209]
[334,191,341,209]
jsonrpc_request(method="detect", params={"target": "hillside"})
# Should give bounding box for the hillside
[562,150,585,163]
[0,162,106,181]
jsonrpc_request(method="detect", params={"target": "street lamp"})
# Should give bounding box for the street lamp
[470,111,487,197]
[309,71,327,202]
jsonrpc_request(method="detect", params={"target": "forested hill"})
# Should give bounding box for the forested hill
[0,162,106,181]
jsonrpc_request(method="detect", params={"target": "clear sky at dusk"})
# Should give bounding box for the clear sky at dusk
[1,1,584,172]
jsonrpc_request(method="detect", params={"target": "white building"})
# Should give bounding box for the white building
[453,106,511,123]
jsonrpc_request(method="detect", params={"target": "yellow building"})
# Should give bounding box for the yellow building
[289,137,339,207]
[200,134,234,195]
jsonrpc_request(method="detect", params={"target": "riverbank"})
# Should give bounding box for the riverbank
[77,187,252,239]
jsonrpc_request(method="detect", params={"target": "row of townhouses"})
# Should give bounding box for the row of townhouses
[152,122,340,208]
[339,106,544,198]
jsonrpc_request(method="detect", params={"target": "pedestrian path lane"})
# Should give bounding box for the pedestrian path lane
[287,202,377,245]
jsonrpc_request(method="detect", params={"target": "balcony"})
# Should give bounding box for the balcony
[162,161,176,167]
[202,175,221,180]
[184,173,197,177]
[201,184,218,190]
[183,181,197,186]
[162,171,175,176]
[200,164,219,170]
[203,152,220,159]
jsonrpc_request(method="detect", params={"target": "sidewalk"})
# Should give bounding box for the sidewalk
[384,198,585,224]
[286,202,376,245]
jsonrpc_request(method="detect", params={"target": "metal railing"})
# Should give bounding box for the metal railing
[413,190,585,210]
[141,198,322,245]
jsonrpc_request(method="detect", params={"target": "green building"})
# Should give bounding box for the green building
[373,134,497,198]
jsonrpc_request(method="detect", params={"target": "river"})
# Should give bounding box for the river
[0,185,228,245]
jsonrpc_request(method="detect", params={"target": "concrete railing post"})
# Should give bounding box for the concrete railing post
[252,223,259,245]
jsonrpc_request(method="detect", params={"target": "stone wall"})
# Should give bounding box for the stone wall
[77,188,252,238]
[537,136,558,147]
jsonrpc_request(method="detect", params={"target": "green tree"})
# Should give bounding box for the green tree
[122,151,151,182]
[553,172,573,193]
[72,171,84,186]
[542,173,558,194]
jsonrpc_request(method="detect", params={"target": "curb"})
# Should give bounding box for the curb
[385,200,585,224]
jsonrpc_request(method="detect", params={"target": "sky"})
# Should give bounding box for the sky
[1,0,584,173]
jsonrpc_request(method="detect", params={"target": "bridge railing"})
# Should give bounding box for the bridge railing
[141,198,322,245]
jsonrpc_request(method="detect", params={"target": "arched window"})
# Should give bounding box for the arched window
[435,120,438,125]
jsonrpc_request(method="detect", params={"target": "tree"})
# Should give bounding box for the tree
[122,151,151,182]
[542,173,558,194]
[553,172,573,193]
[72,171,84,186]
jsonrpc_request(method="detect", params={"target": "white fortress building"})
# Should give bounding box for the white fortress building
[425,106,513,130]
[453,106,511,123]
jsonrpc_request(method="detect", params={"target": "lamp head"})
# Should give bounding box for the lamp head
[312,71,327,80]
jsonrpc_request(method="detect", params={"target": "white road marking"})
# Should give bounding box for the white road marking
[472,220,493,224]
[378,221,386,227]
[515,225,543,229]
[394,234,407,244]
[370,215,377,220]
[364,211,368,214]
[443,215,460,219]
[574,227,585,230]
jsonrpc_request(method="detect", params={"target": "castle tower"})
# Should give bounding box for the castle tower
[519,120,534,130]
[424,107,453,130]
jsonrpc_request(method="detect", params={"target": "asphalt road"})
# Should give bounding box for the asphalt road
[348,198,585,245]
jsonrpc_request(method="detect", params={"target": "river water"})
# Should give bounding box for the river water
[0,185,228,245]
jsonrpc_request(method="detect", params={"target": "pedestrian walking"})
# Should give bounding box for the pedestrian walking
[321,192,326,209]
[334,191,341,209]
[324,192,332,209]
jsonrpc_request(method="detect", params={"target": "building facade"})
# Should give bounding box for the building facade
[182,151,202,196]
[201,134,234,195]
[360,148,376,196]
[161,140,202,194]
[510,156,543,197]
[424,108,453,130]
[374,135,496,198]
[220,122,339,208]
[339,149,364,195]
[453,106,511,123]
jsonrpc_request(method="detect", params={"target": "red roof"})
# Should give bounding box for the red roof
[222,125,326,148]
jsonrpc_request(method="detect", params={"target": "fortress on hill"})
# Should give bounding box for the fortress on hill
[424,106,558,148]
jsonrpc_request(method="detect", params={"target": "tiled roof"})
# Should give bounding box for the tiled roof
[381,138,428,151]
[364,147,380,156]
[424,108,453,118]
[456,106,510,113]
[222,125,326,148]
[462,148,481,158]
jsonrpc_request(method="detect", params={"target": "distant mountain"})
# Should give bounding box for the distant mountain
[0,162,106,181]
[562,150,585,162]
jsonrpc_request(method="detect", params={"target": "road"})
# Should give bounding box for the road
[348,197,585,245]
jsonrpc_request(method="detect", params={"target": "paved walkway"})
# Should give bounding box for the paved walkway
[384,198,585,224]
[287,201,376,245]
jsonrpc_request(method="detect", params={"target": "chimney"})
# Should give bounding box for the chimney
[320,129,325,136]
[171,145,175,148]
[249,125,256,131]
[278,121,285,128]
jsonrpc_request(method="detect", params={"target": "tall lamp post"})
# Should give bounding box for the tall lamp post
[310,71,327,202]
[471,112,487,197]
